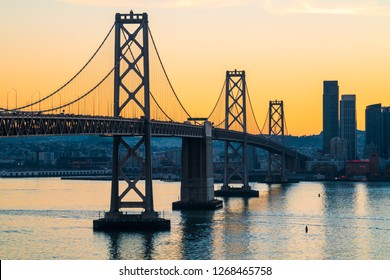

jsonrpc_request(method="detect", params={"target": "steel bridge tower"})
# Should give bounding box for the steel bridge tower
[266,100,287,183]
[94,12,169,230]
[215,70,258,197]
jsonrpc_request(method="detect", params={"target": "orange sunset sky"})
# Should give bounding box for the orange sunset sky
[1,0,390,135]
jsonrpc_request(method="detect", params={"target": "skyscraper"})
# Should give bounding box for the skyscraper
[323,81,339,154]
[383,107,390,159]
[340,94,357,160]
[365,103,383,157]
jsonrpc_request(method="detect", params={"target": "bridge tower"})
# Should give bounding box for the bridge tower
[266,100,287,183]
[94,12,170,230]
[215,70,258,197]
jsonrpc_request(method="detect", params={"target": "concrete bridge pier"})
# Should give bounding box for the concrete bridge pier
[172,122,223,210]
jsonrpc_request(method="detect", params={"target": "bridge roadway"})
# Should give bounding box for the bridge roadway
[0,113,307,165]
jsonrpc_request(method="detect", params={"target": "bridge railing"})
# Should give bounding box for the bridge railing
[0,113,205,138]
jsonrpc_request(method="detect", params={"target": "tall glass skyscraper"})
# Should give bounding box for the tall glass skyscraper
[340,95,357,160]
[323,81,339,154]
[365,103,383,157]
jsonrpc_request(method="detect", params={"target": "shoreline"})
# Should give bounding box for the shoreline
[1,172,390,183]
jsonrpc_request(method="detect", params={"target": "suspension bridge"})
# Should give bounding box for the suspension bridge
[0,12,307,230]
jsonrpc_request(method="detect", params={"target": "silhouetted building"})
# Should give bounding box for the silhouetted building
[365,104,390,159]
[384,162,390,178]
[384,107,390,159]
[247,145,258,172]
[340,94,357,160]
[305,159,344,179]
[323,81,339,154]
[345,160,369,178]
[369,152,380,177]
[330,137,347,160]
[365,104,383,157]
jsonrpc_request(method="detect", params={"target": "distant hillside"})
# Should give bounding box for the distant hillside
[284,133,323,158]
[283,130,365,158]
[0,131,366,159]
[0,135,181,150]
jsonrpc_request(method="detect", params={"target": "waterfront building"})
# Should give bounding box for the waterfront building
[305,159,344,178]
[369,152,380,177]
[340,94,357,160]
[384,107,390,159]
[323,81,339,154]
[345,160,369,179]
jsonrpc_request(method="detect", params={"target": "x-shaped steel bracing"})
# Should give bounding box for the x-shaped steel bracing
[109,12,155,217]
[223,70,249,188]
[268,100,285,180]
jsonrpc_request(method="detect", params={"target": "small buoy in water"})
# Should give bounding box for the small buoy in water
[305,225,308,233]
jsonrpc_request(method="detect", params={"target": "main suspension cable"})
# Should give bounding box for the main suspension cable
[150,92,174,121]
[148,26,192,119]
[207,80,226,120]
[35,67,115,113]
[33,40,134,114]
[3,23,115,112]
[246,81,263,135]
[261,110,270,138]
[214,118,226,128]
[283,113,289,136]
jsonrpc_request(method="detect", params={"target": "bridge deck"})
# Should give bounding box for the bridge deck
[0,113,307,163]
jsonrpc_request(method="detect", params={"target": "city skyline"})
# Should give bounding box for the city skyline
[1,1,390,135]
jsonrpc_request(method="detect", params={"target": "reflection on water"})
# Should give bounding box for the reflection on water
[1,178,390,259]
[96,231,159,260]
[217,198,251,259]
[94,211,216,260]
[179,211,215,259]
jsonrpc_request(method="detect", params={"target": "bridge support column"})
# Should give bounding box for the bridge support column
[173,121,222,210]
[215,70,258,197]
[265,100,287,184]
[93,12,170,231]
